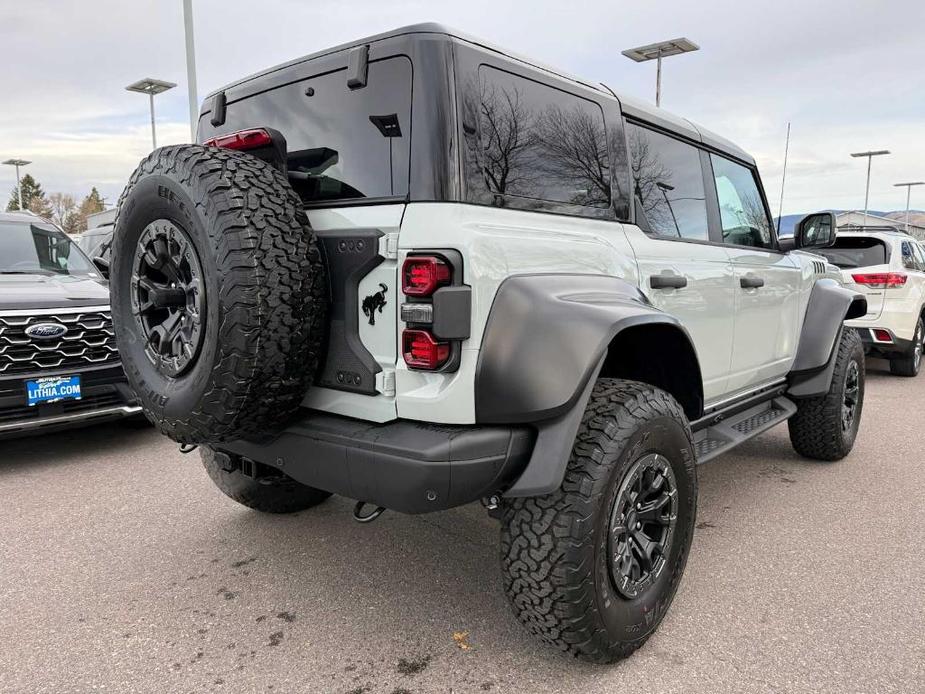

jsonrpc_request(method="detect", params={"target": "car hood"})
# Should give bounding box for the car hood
[0,273,110,311]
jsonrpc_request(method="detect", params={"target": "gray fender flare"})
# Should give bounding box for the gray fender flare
[788,279,867,398]
[474,274,701,497]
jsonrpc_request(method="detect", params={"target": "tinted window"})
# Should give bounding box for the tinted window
[901,241,918,270]
[627,123,709,240]
[199,57,412,204]
[710,154,772,248]
[913,243,925,270]
[466,66,625,216]
[818,237,887,268]
[0,222,96,276]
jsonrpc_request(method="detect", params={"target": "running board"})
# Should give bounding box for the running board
[693,396,797,464]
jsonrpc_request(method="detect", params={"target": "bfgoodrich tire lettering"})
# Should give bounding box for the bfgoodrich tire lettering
[789,328,865,461]
[110,145,327,444]
[500,379,697,663]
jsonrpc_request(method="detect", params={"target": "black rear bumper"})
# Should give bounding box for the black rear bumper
[222,412,535,514]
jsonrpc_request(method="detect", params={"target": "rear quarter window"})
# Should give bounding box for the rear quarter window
[462,65,628,219]
[818,237,888,268]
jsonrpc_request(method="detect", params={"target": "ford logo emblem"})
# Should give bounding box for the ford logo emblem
[25,323,68,340]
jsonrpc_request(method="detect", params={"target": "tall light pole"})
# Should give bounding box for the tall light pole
[850,150,890,227]
[2,159,31,210]
[894,181,924,233]
[182,0,199,142]
[622,38,700,107]
[125,78,177,149]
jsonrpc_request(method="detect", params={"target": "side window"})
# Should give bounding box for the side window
[472,66,613,213]
[627,123,709,241]
[901,242,918,270]
[913,243,925,271]
[710,154,773,248]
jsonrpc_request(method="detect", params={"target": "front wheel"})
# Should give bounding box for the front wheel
[500,379,697,663]
[789,328,865,461]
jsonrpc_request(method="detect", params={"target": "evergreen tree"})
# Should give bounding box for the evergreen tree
[6,174,46,212]
[74,187,107,234]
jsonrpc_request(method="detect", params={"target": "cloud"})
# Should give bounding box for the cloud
[2,0,923,215]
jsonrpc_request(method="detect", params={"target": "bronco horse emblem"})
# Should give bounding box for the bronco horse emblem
[362,283,388,326]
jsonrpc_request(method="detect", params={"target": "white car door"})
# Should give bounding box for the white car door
[625,123,736,403]
[707,153,802,393]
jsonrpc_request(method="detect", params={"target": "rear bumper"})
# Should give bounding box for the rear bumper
[221,411,536,514]
[856,328,913,357]
[0,363,140,439]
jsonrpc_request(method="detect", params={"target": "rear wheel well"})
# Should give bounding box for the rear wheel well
[599,324,703,421]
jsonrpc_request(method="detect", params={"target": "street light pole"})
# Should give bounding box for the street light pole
[894,182,925,233]
[2,159,31,210]
[850,150,890,227]
[126,78,178,151]
[183,0,199,142]
[622,38,699,108]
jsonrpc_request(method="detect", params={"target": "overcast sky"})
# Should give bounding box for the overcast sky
[2,0,922,215]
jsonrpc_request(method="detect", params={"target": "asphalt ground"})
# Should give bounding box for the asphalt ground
[1,358,923,694]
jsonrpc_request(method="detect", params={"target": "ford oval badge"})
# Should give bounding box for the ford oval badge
[25,322,68,340]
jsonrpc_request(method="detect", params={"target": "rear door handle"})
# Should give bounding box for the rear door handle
[650,274,688,290]
[740,275,765,289]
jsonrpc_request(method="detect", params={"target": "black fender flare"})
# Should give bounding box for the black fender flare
[474,274,702,497]
[788,279,867,398]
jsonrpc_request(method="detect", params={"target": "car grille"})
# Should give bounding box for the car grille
[0,309,120,376]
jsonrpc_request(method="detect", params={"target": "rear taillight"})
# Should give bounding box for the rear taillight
[203,128,272,151]
[852,272,907,288]
[402,329,450,370]
[402,256,451,297]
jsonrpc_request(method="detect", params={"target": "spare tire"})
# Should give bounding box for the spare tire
[110,145,327,444]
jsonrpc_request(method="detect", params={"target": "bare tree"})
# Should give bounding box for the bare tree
[628,128,675,233]
[478,80,537,201]
[47,193,79,234]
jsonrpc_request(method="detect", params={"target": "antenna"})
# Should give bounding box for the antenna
[776,122,791,235]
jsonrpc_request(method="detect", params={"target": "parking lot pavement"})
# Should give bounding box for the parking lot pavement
[1,360,923,694]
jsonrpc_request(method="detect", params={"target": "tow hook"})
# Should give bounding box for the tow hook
[481,495,502,520]
[353,501,387,523]
[179,443,199,455]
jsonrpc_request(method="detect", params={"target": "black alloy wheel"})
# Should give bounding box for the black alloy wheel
[608,453,679,600]
[131,220,205,377]
[841,359,860,434]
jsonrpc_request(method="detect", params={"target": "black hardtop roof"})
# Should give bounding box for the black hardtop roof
[205,22,754,166]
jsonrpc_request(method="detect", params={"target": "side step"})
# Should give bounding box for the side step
[693,396,797,464]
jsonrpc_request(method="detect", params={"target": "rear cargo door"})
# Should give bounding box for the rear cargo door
[823,237,890,321]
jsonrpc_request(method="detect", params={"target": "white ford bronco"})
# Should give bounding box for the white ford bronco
[109,24,868,662]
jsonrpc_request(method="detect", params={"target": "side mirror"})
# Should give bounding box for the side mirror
[794,211,837,250]
[93,255,110,280]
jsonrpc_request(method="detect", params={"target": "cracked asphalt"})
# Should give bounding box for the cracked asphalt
[1,358,923,694]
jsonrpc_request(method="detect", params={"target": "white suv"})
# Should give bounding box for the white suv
[107,24,869,663]
[819,230,925,376]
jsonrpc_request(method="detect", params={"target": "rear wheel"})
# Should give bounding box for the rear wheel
[201,447,332,514]
[889,317,923,377]
[789,328,865,461]
[500,379,697,662]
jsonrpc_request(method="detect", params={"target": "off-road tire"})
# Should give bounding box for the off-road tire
[500,379,697,663]
[201,447,332,514]
[789,328,865,461]
[110,145,327,444]
[889,317,923,377]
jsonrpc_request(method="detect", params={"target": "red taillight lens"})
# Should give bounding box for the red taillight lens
[872,329,893,343]
[851,272,907,288]
[403,329,450,370]
[402,256,451,296]
[203,128,272,151]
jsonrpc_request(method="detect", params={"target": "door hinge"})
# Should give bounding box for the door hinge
[376,369,396,396]
[379,232,400,260]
